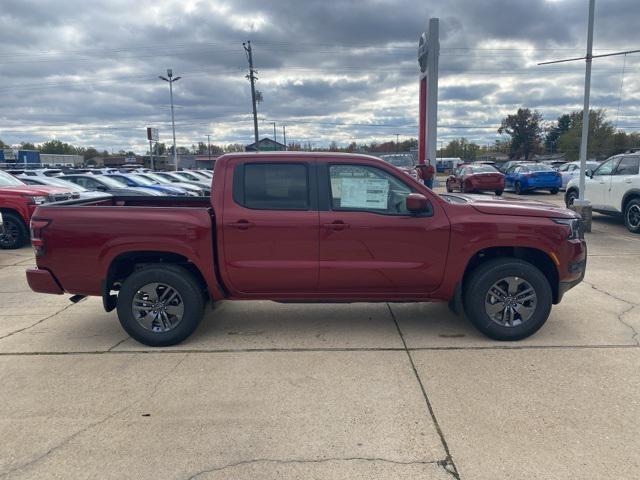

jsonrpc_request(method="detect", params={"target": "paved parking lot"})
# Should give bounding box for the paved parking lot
[1,190,639,479]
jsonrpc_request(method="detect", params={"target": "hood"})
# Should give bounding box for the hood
[445,193,578,219]
[0,185,73,196]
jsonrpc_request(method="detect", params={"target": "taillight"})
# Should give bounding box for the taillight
[30,218,51,257]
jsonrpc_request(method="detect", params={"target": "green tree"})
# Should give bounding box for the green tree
[20,142,37,150]
[498,108,544,160]
[544,114,571,153]
[39,139,78,154]
[437,138,481,160]
[0,138,6,148]
[225,143,245,152]
[557,109,616,161]
[83,147,99,161]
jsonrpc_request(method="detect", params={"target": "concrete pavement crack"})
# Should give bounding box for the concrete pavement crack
[107,336,130,351]
[583,280,640,346]
[0,302,76,342]
[0,353,189,479]
[386,303,460,479]
[185,456,449,479]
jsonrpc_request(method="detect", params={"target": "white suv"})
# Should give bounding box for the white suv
[565,153,640,233]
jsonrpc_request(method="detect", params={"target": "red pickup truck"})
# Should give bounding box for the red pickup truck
[0,170,78,249]
[26,152,586,346]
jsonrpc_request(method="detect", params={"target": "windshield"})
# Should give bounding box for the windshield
[522,164,554,172]
[42,177,87,191]
[470,165,498,173]
[0,170,26,186]
[157,172,180,182]
[137,173,163,184]
[175,171,199,181]
[128,174,155,186]
[381,155,414,167]
[100,176,131,188]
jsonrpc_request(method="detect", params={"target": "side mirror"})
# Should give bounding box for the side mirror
[96,185,108,191]
[586,169,593,178]
[406,193,430,214]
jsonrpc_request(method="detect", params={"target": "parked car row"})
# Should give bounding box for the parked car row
[0,168,213,249]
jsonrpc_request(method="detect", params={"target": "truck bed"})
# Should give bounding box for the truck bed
[31,195,217,298]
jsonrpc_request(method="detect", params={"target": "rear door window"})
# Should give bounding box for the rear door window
[238,163,310,210]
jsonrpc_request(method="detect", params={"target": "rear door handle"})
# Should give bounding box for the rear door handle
[625,179,633,183]
[323,221,349,231]
[229,220,254,230]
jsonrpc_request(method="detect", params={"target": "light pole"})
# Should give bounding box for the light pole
[159,69,181,170]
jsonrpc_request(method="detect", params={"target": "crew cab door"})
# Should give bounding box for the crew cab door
[317,162,450,295]
[587,157,619,208]
[608,156,640,212]
[221,159,319,294]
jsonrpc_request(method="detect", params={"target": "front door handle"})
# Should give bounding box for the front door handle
[625,179,633,183]
[229,220,254,230]
[323,221,349,231]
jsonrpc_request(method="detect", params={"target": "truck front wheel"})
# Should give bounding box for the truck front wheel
[0,212,29,249]
[116,265,205,346]
[463,258,552,341]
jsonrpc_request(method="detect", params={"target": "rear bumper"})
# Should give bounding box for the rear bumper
[26,268,64,295]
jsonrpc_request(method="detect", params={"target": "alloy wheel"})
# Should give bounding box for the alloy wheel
[628,204,640,229]
[0,220,19,248]
[132,282,185,333]
[484,276,537,327]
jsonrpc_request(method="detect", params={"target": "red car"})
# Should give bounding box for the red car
[0,170,78,249]
[27,152,586,346]
[446,164,505,195]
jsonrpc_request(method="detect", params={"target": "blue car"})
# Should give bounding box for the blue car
[106,173,189,196]
[504,163,562,195]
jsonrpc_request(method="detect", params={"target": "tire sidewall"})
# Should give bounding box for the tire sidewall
[0,212,28,249]
[464,259,552,341]
[624,199,640,234]
[117,265,205,346]
[515,182,522,195]
[565,190,578,208]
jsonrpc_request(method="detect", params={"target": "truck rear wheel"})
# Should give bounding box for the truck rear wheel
[116,265,205,346]
[463,258,552,341]
[0,212,28,249]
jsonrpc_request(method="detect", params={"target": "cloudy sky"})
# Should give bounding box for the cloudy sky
[0,0,638,152]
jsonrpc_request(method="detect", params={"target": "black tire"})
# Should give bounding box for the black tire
[514,182,523,195]
[0,212,29,249]
[116,264,205,346]
[463,258,552,341]
[565,189,579,208]
[624,198,640,234]
[495,189,503,196]
[550,188,559,195]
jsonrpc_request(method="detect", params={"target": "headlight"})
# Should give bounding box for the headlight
[553,218,582,240]
[28,196,49,205]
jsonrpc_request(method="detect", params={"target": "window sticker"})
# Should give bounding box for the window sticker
[339,177,389,209]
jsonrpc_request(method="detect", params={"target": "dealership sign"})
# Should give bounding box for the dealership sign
[146,127,159,142]
[418,18,439,166]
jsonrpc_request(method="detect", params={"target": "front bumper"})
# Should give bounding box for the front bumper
[26,268,64,295]
[557,241,587,302]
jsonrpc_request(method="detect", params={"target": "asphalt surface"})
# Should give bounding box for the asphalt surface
[1,189,639,479]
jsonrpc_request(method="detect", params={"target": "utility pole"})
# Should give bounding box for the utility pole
[272,122,277,150]
[206,134,212,165]
[396,133,399,153]
[159,69,181,170]
[282,125,287,150]
[243,41,259,144]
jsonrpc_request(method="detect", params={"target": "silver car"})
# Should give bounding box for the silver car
[558,161,601,189]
